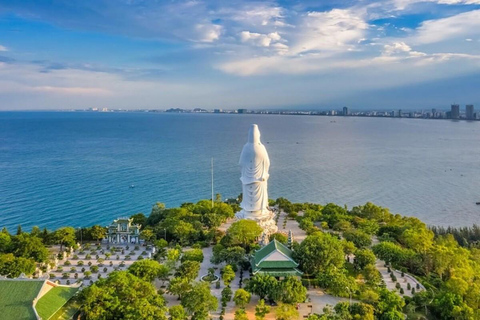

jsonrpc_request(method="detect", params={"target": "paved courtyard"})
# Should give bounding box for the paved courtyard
[48,243,153,286]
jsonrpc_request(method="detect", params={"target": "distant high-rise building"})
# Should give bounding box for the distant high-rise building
[451,104,460,119]
[214,109,222,113]
[466,104,474,120]
[237,109,247,114]
[343,107,349,116]
[398,109,402,118]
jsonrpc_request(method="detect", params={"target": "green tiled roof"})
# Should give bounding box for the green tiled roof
[252,267,303,277]
[252,239,299,270]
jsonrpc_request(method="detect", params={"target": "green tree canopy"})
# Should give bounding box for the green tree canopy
[128,259,166,282]
[276,276,307,304]
[89,225,106,242]
[233,289,251,308]
[222,264,236,286]
[181,282,218,320]
[80,271,167,320]
[354,248,376,271]
[296,232,345,275]
[255,299,271,320]
[169,305,187,320]
[227,220,263,250]
[177,260,201,282]
[245,274,278,300]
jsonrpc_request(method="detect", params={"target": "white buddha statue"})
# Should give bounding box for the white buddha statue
[236,124,277,235]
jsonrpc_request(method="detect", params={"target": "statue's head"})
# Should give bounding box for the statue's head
[248,124,261,144]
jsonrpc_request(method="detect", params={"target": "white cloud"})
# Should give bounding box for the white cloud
[0,45,7,51]
[413,10,480,44]
[393,0,480,10]
[289,9,369,55]
[240,31,282,47]
[194,24,222,42]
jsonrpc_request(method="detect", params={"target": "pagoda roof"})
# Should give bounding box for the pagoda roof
[252,239,300,270]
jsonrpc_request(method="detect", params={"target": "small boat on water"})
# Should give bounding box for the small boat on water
[476,202,480,205]
[129,185,135,189]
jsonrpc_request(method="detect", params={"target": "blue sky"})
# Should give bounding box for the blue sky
[0,0,479,110]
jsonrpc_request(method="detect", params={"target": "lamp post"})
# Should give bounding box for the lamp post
[346,286,352,312]
[77,227,83,246]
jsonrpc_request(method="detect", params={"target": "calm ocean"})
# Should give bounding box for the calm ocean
[0,112,479,231]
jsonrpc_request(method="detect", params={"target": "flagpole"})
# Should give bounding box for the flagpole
[211,157,214,208]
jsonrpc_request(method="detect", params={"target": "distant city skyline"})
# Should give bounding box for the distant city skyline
[0,0,480,110]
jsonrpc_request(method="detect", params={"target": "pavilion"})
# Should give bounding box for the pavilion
[251,239,303,278]
[106,217,141,244]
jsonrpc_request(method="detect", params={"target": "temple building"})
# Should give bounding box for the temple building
[107,217,141,244]
[251,239,303,278]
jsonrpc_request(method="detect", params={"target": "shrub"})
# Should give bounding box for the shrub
[135,245,140,250]
[70,267,76,272]
[137,255,144,260]
[400,288,404,294]
[412,288,415,294]
[85,254,92,259]
[64,261,71,266]
[81,267,85,273]
[91,265,99,273]
[49,273,56,279]
[103,267,108,273]
[62,273,69,279]
[125,255,131,260]
[88,261,92,266]
[416,283,420,289]
[401,271,405,277]
[77,261,84,266]
[74,273,78,279]
[66,280,70,285]
[395,283,401,290]
[407,283,411,290]
[72,255,79,260]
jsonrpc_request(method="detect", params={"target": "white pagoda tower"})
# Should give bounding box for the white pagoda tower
[236,124,277,235]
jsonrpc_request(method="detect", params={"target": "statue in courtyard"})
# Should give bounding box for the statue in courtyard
[236,124,277,235]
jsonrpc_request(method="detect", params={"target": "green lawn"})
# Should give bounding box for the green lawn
[35,286,79,320]
[0,280,44,320]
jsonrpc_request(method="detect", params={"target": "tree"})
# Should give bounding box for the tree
[222,264,235,286]
[90,225,106,242]
[245,274,278,300]
[296,232,345,275]
[181,282,218,320]
[54,227,76,250]
[343,229,372,249]
[16,225,23,235]
[316,268,358,297]
[80,271,167,320]
[128,259,165,282]
[233,289,251,308]
[255,299,271,320]
[12,234,49,262]
[275,303,299,320]
[354,248,376,271]
[277,276,307,304]
[376,288,405,318]
[269,233,288,244]
[177,260,200,281]
[211,245,246,266]
[168,277,192,300]
[234,309,249,320]
[372,241,415,266]
[227,220,263,249]
[141,228,156,243]
[181,248,204,263]
[131,213,147,227]
[0,254,36,277]
[0,232,12,253]
[169,305,187,320]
